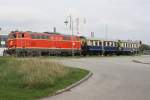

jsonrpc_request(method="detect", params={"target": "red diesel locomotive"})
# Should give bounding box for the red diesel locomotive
[6,31,81,56]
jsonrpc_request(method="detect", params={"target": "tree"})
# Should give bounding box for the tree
[140,44,150,51]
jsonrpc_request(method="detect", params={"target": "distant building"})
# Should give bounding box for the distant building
[0,35,8,56]
[0,35,8,48]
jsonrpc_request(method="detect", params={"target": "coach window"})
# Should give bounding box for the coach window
[94,41,96,46]
[104,42,106,46]
[128,44,130,48]
[107,42,109,46]
[130,44,132,48]
[114,42,117,47]
[99,41,102,46]
[91,41,93,46]
[104,42,107,46]
[95,41,98,46]
[112,42,114,47]
[134,44,137,48]
[133,44,135,48]
[87,41,91,45]
[113,42,115,47]
[97,41,99,46]
[90,41,93,46]
[123,43,125,47]
[108,42,110,46]
[131,44,133,48]
[110,42,112,47]
[136,44,137,48]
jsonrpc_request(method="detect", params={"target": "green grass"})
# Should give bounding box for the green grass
[0,57,89,100]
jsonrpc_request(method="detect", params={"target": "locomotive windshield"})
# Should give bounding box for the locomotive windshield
[9,34,16,39]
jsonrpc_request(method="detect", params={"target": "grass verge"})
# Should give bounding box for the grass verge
[0,57,89,100]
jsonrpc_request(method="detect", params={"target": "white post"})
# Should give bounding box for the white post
[102,40,104,56]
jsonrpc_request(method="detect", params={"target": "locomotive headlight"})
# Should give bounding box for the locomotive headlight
[10,41,13,46]
[72,42,75,46]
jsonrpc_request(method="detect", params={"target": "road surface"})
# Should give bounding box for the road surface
[42,55,150,100]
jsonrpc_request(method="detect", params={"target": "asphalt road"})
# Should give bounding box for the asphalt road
[42,55,150,100]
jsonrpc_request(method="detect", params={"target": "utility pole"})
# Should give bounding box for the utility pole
[105,24,108,40]
[76,17,79,34]
[102,24,108,56]
[64,15,74,56]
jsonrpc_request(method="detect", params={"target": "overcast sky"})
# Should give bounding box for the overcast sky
[0,0,150,44]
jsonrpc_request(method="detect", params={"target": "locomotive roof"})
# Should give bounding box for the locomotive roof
[86,37,117,42]
[10,31,79,37]
[28,31,61,35]
[11,31,61,35]
[86,37,141,43]
[119,40,141,43]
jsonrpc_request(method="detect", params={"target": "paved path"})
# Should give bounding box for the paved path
[43,55,150,100]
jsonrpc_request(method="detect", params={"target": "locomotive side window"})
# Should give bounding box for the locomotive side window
[45,35,49,39]
[22,34,24,38]
[31,34,36,39]
[13,34,16,38]
[41,35,44,39]
[37,35,41,39]
[31,34,49,39]
[18,33,24,38]
[76,37,80,41]
[63,36,70,40]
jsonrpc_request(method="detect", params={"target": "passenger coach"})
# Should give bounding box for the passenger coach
[80,37,142,56]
